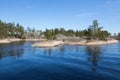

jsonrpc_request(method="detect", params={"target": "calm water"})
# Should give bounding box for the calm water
[0,42,120,80]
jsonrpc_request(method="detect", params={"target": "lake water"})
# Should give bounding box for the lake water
[0,42,120,80]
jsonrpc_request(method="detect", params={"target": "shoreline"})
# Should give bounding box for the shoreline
[0,39,44,44]
[0,38,119,47]
[23,39,44,42]
[0,39,23,44]
[0,39,11,43]
[32,41,64,47]
[32,39,119,48]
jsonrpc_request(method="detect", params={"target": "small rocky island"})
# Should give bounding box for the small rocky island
[32,38,118,47]
[32,20,119,47]
[0,20,119,46]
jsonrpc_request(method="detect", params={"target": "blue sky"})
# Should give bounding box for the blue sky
[0,0,120,34]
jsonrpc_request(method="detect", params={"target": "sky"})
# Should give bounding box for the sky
[0,0,120,34]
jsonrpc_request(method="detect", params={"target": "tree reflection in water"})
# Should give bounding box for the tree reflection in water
[59,46,65,57]
[43,46,66,57]
[86,46,101,72]
[43,48,52,56]
[0,42,25,60]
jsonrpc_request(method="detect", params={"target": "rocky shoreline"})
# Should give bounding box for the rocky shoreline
[0,39,11,43]
[32,41,64,47]
[32,39,119,47]
[0,38,119,47]
[0,39,44,44]
[0,39,23,43]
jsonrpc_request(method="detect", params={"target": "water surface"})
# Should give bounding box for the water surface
[0,42,120,80]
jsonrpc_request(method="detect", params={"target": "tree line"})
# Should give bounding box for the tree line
[0,19,119,40]
[43,20,111,40]
[0,20,24,39]
[114,33,120,40]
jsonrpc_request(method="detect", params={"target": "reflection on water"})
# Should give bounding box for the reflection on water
[86,46,101,72]
[41,45,101,72]
[43,48,52,56]
[43,46,66,57]
[0,42,25,60]
[59,46,65,57]
[0,42,120,80]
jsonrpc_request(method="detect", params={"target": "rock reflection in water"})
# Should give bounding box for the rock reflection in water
[59,46,65,57]
[43,48,52,56]
[43,46,66,57]
[86,46,101,72]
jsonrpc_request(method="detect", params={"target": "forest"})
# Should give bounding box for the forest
[0,20,120,40]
